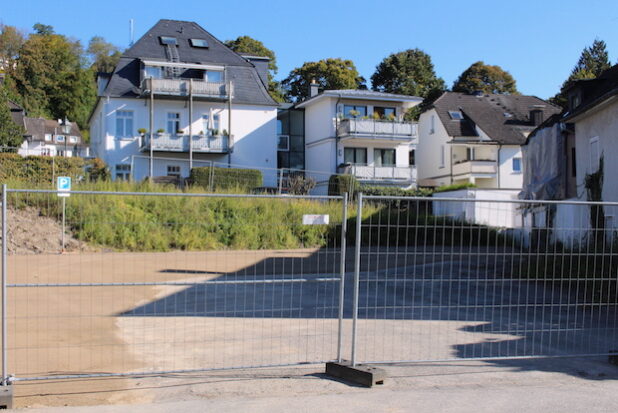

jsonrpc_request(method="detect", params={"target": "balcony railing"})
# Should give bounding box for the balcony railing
[141,133,229,153]
[142,78,227,99]
[339,164,416,181]
[452,160,497,176]
[337,119,418,140]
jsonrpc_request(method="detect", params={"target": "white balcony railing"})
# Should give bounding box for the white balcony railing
[141,133,229,153]
[143,78,227,99]
[452,160,497,176]
[337,119,418,139]
[340,165,416,181]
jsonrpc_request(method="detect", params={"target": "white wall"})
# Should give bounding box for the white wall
[90,97,277,185]
[498,145,523,189]
[417,108,451,187]
[433,189,522,228]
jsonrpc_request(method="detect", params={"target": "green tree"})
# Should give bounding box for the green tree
[224,35,284,101]
[0,85,24,148]
[452,61,519,94]
[551,39,611,109]
[8,27,96,130]
[371,48,446,120]
[32,23,54,35]
[0,24,26,69]
[87,36,122,74]
[282,58,366,102]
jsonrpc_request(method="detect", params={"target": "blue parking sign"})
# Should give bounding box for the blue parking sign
[57,176,71,197]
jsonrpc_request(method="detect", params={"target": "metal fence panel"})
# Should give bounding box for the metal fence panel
[3,189,347,382]
[352,194,618,365]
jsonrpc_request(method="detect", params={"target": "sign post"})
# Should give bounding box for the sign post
[57,177,71,252]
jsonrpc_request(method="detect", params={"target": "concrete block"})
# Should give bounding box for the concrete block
[325,361,386,387]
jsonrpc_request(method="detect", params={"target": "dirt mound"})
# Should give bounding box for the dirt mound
[3,207,89,254]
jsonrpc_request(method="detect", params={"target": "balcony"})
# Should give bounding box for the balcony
[337,119,418,141]
[141,133,229,153]
[142,78,227,99]
[339,164,416,182]
[452,160,497,177]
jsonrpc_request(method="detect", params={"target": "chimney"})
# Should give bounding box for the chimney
[530,106,545,126]
[309,79,319,97]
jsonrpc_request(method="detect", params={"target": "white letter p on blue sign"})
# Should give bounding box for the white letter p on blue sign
[57,176,71,197]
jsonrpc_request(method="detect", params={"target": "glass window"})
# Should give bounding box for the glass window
[512,157,522,173]
[115,164,131,181]
[409,149,415,166]
[374,148,396,166]
[167,165,181,177]
[56,135,65,142]
[590,137,600,171]
[159,36,177,45]
[206,70,223,83]
[374,107,396,119]
[202,114,209,135]
[343,105,367,119]
[571,147,577,177]
[431,115,435,134]
[213,114,220,132]
[69,136,77,143]
[278,135,289,151]
[116,110,134,137]
[448,110,464,120]
[277,119,283,135]
[44,134,52,142]
[344,147,367,165]
[144,66,161,79]
[167,113,180,135]
[440,145,445,168]
[466,147,475,161]
[190,39,208,48]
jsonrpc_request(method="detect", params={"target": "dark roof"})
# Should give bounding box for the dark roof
[431,92,561,145]
[23,117,82,141]
[563,64,618,121]
[102,19,275,106]
[8,100,25,127]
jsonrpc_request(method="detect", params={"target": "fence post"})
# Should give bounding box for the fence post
[1,184,8,385]
[278,169,284,194]
[351,192,363,367]
[337,192,348,362]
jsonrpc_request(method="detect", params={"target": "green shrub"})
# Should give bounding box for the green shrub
[328,174,359,197]
[361,185,433,198]
[434,182,476,193]
[0,153,85,184]
[190,166,263,191]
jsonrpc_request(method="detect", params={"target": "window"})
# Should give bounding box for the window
[590,136,600,172]
[409,149,415,166]
[115,164,131,181]
[466,147,475,161]
[159,36,177,45]
[373,106,396,119]
[202,113,221,134]
[116,110,134,137]
[144,66,162,79]
[439,145,445,168]
[190,38,208,48]
[571,147,577,177]
[57,149,65,157]
[44,134,52,142]
[374,149,396,166]
[56,135,65,143]
[430,115,435,134]
[69,136,77,143]
[213,114,220,132]
[167,165,181,177]
[344,147,367,165]
[278,135,290,151]
[205,70,223,83]
[448,110,464,120]
[512,157,522,173]
[277,119,283,135]
[167,113,180,135]
[343,105,367,119]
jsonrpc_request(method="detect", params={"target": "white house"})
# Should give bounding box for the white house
[418,92,560,190]
[19,117,89,158]
[294,87,422,192]
[89,19,278,184]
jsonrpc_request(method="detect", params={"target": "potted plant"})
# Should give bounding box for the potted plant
[372,112,381,120]
[211,129,220,136]
[386,113,396,122]
[176,129,184,136]
[348,109,360,118]
[222,129,229,137]
[137,128,147,136]
[199,130,205,136]
[156,128,165,135]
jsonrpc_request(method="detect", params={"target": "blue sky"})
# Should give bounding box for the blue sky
[2,0,618,99]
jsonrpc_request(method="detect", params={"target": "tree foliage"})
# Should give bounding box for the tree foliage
[551,39,611,109]
[0,85,24,148]
[87,36,122,74]
[32,23,54,36]
[0,24,26,69]
[282,58,366,102]
[452,61,518,94]
[224,35,284,102]
[7,24,96,130]
[371,48,446,120]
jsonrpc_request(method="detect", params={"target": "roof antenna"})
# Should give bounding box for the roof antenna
[129,19,135,47]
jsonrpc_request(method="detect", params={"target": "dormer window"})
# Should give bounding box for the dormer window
[205,70,224,83]
[159,36,177,46]
[190,39,208,48]
[448,110,464,120]
[144,66,162,79]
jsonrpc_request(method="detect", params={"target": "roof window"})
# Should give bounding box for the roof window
[159,36,177,46]
[448,110,464,120]
[190,38,209,48]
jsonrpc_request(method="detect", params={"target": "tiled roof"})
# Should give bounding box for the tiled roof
[431,92,561,145]
[102,19,276,106]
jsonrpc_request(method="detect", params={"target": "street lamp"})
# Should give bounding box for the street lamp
[61,117,71,157]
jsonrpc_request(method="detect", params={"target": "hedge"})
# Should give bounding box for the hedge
[328,174,359,197]
[190,166,263,191]
[0,153,85,184]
